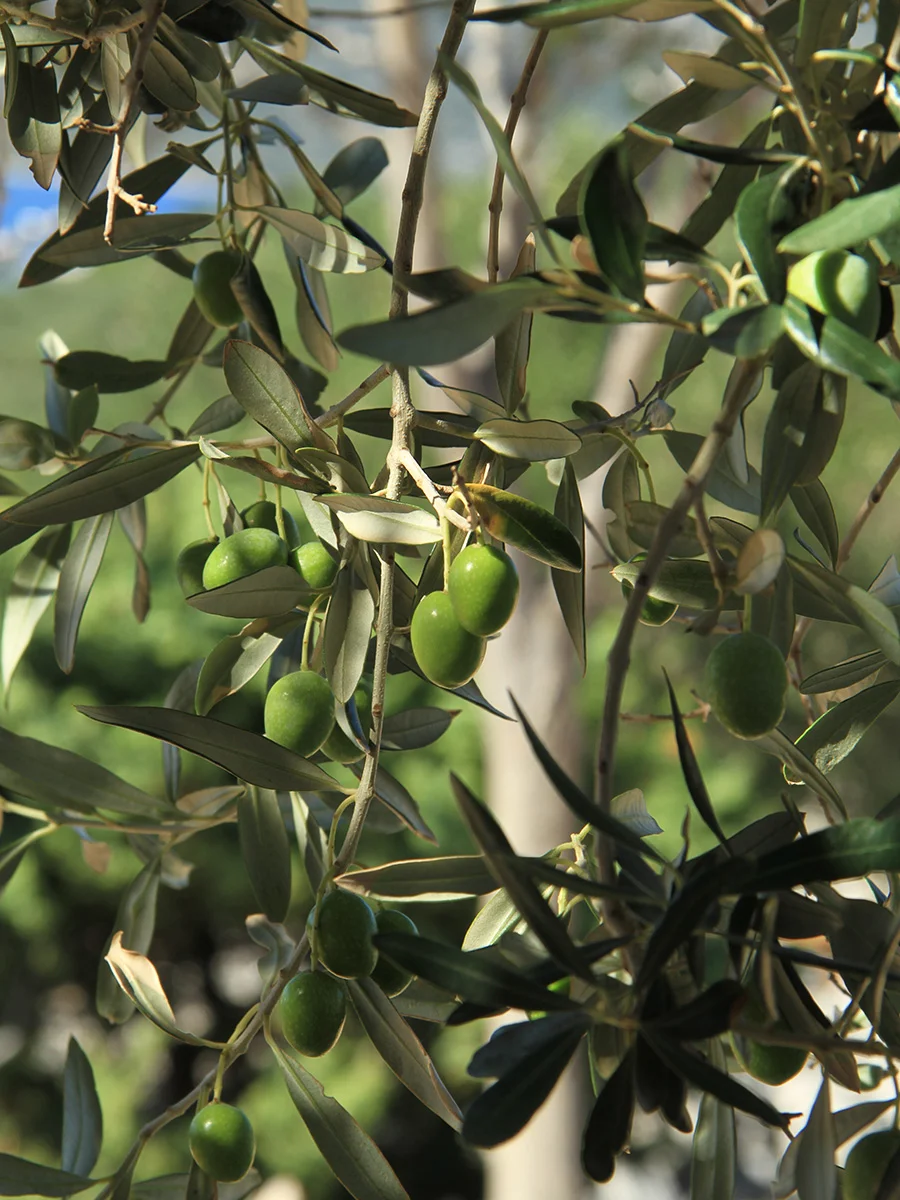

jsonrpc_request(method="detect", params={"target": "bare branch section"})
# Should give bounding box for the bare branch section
[594,358,765,894]
[333,0,475,874]
[486,29,548,284]
[102,0,166,245]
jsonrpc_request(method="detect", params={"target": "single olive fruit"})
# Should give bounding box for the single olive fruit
[309,889,378,979]
[188,1103,255,1182]
[786,249,881,339]
[291,541,338,591]
[843,1130,900,1200]
[619,553,678,626]
[410,591,486,689]
[241,500,301,548]
[202,527,288,590]
[447,543,519,636]
[371,909,418,997]
[704,632,788,739]
[733,1036,808,1086]
[279,970,347,1057]
[264,670,334,757]
[192,250,244,328]
[177,539,217,597]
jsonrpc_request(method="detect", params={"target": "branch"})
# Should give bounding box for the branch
[398,447,469,530]
[836,445,900,572]
[317,362,390,430]
[595,358,764,905]
[332,0,475,875]
[486,30,548,284]
[102,0,166,245]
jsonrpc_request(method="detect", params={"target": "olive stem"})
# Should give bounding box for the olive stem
[316,363,391,430]
[300,594,326,672]
[274,446,288,545]
[398,447,469,531]
[440,512,453,592]
[201,459,217,541]
[595,357,765,941]
[486,29,548,284]
[331,0,475,876]
[101,0,167,245]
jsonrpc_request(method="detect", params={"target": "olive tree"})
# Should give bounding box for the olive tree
[1,0,900,1196]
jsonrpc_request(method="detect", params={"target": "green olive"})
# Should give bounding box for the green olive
[410,591,486,689]
[201,528,288,590]
[241,500,301,549]
[192,251,244,329]
[264,670,335,757]
[176,539,217,597]
[188,1103,255,1182]
[291,542,338,591]
[447,543,519,636]
[309,889,378,979]
[279,970,347,1057]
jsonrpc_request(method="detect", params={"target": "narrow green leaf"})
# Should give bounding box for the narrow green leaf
[338,279,580,367]
[381,707,456,752]
[512,697,667,864]
[690,1087,736,1199]
[462,1018,587,1147]
[789,558,900,665]
[551,461,586,669]
[8,60,61,189]
[195,621,292,715]
[602,449,642,561]
[474,419,581,461]
[580,137,647,301]
[337,856,500,901]
[663,671,727,847]
[347,978,463,1130]
[799,650,886,695]
[581,1051,635,1182]
[0,724,170,818]
[324,570,374,703]
[61,1039,102,1178]
[664,430,760,514]
[54,353,168,394]
[7,445,200,528]
[466,483,582,571]
[54,513,113,674]
[734,164,796,303]
[257,206,383,274]
[795,1077,836,1200]
[779,183,900,254]
[791,681,900,776]
[472,0,715,28]
[372,931,580,1014]
[757,728,847,821]
[791,480,839,568]
[494,235,535,414]
[238,788,292,922]
[77,705,341,793]
[188,566,316,620]
[275,1045,410,1200]
[0,1155,93,1197]
[1,24,18,120]
[321,137,388,208]
[2,526,70,691]
[223,339,325,452]
[451,773,595,983]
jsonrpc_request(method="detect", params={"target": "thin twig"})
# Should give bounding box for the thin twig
[693,492,730,601]
[316,363,390,429]
[399,447,470,530]
[0,2,83,35]
[486,30,548,284]
[620,706,709,724]
[333,0,475,875]
[103,0,166,245]
[595,358,764,931]
[83,6,152,46]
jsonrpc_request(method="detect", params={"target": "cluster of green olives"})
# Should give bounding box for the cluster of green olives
[411,543,519,689]
[189,1102,255,1182]
[277,892,418,1057]
[176,501,338,597]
